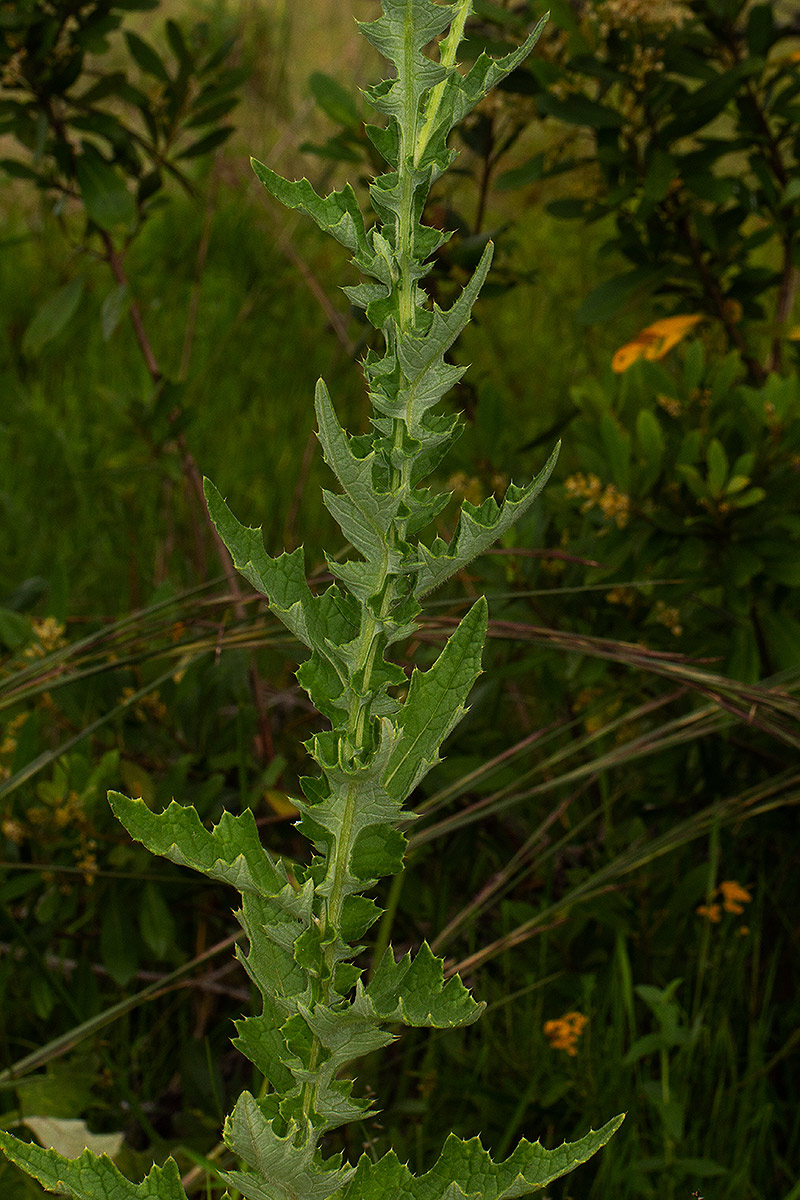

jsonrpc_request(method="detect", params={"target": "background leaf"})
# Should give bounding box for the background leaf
[22,276,86,356]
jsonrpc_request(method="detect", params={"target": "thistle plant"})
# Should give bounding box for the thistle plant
[0,2,621,1196]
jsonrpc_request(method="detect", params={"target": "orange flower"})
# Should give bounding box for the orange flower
[544,1011,588,1056]
[696,903,721,923]
[612,314,704,373]
[718,880,752,914]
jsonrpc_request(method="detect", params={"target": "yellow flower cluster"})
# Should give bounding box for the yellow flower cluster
[627,44,665,91]
[544,1011,588,1056]
[1,712,27,759]
[76,835,99,886]
[1,817,25,844]
[606,586,638,608]
[697,880,752,926]
[121,686,168,723]
[23,617,68,659]
[565,473,630,529]
[651,600,683,637]
[0,712,28,781]
[601,0,691,27]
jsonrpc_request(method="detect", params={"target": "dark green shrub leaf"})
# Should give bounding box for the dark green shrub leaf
[177,126,233,159]
[309,71,361,129]
[746,4,775,55]
[124,30,171,84]
[0,607,31,651]
[495,151,545,190]
[166,19,192,70]
[76,147,136,230]
[100,282,130,341]
[577,268,668,326]
[22,275,86,357]
[536,92,622,129]
[0,158,42,181]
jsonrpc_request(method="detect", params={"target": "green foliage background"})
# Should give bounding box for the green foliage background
[1,1,799,1198]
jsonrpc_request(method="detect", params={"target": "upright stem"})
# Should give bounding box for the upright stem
[307,9,476,1138]
[415,0,473,166]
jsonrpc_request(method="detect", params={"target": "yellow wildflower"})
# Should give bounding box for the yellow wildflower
[606,587,637,607]
[32,617,68,652]
[544,1011,588,1056]
[597,485,630,529]
[565,474,631,529]
[612,314,704,373]
[565,473,602,503]
[2,818,26,844]
[651,600,683,637]
[601,0,691,27]
[76,837,99,885]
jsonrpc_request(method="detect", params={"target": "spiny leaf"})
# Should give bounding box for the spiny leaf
[0,1133,187,1200]
[415,15,549,167]
[271,1003,394,1130]
[333,1116,624,1199]
[395,242,494,381]
[222,1092,354,1200]
[414,445,561,597]
[251,159,371,262]
[204,477,316,644]
[109,792,285,897]
[300,720,410,893]
[358,0,450,123]
[204,477,360,655]
[359,941,483,1027]
[315,379,399,539]
[384,597,487,803]
[235,890,315,1010]
[418,1117,625,1199]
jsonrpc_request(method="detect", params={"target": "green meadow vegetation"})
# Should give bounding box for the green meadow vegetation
[1,0,799,1197]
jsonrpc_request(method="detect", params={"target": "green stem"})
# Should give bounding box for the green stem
[302,0,475,1152]
[415,0,473,166]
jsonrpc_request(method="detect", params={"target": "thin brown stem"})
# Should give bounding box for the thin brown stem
[102,232,162,382]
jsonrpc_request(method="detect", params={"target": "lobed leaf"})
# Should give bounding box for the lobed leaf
[204,477,360,658]
[415,16,549,169]
[109,792,285,897]
[0,1133,187,1200]
[384,598,487,804]
[395,242,493,380]
[359,941,483,1028]
[251,158,371,262]
[358,0,450,124]
[315,379,399,540]
[222,1092,355,1200]
[333,1116,624,1199]
[414,446,560,598]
